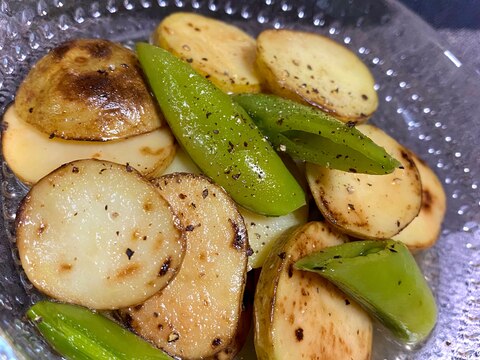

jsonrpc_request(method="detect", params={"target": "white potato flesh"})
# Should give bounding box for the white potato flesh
[254,221,372,360]
[256,29,378,123]
[122,173,248,359]
[162,147,308,270]
[242,206,308,270]
[16,159,184,310]
[153,12,261,93]
[306,124,422,239]
[392,152,446,250]
[2,106,176,185]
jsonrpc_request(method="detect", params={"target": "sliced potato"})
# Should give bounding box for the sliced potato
[16,159,184,310]
[153,12,261,93]
[242,206,308,270]
[254,221,372,360]
[15,38,163,140]
[121,173,248,359]
[256,29,378,123]
[306,124,422,239]
[392,152,446,250]
[2,106,176,184]
[162,147,308,270]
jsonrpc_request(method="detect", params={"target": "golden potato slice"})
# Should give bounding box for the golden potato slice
[256,29,378,123]
[2,105,176,184]
[153,12,261,93]
[15,38,163,140]
[122,173,248,359]
[306,124,422,239]
[392,152,446,250]
[16,159,184,310]
[162,147,308,270]
[254,221,372,360]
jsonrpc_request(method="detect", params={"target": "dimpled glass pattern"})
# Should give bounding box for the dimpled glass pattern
[0,0,479,359]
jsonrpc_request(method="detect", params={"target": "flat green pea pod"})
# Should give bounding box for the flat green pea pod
[27,301,172,360]
[136,43,305,216]
[295,240,437,345]
[234,93,400,175]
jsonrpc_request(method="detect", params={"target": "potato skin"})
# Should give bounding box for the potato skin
[392,152,447,250]
[254,221,372,360]
[15,39,163,141]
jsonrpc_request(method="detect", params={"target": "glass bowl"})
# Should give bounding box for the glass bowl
[0,0,479,359]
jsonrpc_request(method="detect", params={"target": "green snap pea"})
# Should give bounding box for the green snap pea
[26,301,172,360]
[233,93,400,175]
[136,43,305,216]
[295,240,437,345]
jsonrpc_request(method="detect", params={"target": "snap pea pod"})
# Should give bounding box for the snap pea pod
[234,93,400,175]
[26,301,172,360]
[295,240,437,345]
[136,43,305,216]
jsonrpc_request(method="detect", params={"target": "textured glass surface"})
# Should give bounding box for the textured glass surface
[0,0,479,359]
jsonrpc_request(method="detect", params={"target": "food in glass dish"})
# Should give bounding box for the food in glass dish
[5,11,446,360]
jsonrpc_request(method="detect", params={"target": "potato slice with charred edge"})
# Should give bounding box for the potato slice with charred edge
[162,147,308,270]
[256,29,378,123]
[15,39,163,141]
[2,106,176,185]
[120,173,248,359]
[16,159,184,310]
[153,12,261,93]
[254,221,372,360]
[392,152,446,250]
[306,124,422,240]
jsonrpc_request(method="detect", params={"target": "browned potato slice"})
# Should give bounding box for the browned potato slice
[16,159,184,310]
[2,106,176,184]
[153,12,261,93]
[256,29,378,123]
[15,39,163,140]
[306,124,422,239]
[121,173,248,359]
[162,147,308,270]
[392,152,446,250]
[254,221,372,360]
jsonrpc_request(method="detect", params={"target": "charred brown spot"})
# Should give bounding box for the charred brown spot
[133,304,143,311]
[295,327,304,341]
[72,166,79,173]
[185,224,195,231]
[158,257,171,277]
[361,94,369,100]
[211,338,222,348]
[229,219,246,250]
[60,263,72,271]
[178,193,187,200]
[80,40,113,58]
[51,40,75,60]
[288,263,294,278]
[278,252,286,260]
[400,150,416,169]
[422,189,433,211]
[37,223,47,235]
[143,201,154,212]
[116,264,139,279]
